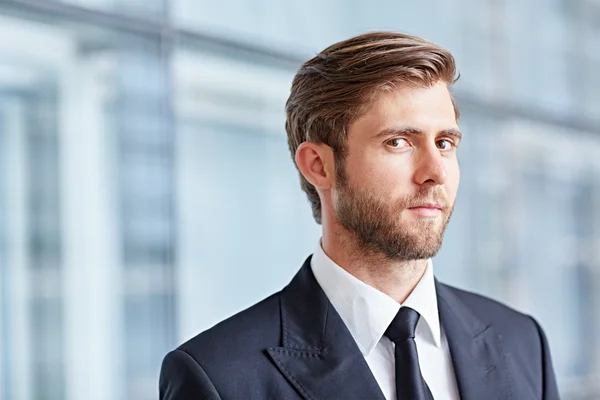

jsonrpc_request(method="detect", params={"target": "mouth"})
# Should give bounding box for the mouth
[407,203,443,218]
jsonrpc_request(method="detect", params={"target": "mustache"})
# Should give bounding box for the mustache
[401,189,449,209]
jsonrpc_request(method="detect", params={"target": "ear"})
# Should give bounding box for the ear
[295,142,335,190]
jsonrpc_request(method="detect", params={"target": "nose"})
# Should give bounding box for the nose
[412,145,447,186]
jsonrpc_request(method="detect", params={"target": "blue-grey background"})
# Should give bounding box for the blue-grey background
[0,0,598,399]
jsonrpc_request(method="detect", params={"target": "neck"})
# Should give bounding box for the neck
[321,223,428,304]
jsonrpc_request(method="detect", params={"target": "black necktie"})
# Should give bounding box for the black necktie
[384,307,434,400]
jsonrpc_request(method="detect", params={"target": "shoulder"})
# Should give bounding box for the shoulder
[440,282,548,353]
[176,291,282,363]
[160,291,285,398]
[441,283,532,324]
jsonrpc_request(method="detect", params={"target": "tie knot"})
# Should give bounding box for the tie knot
[384,307,420,343]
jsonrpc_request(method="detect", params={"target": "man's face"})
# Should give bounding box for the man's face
[333,81,461,260]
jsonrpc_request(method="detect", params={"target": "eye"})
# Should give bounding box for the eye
[386,138,410,149]
[436,139,455,150]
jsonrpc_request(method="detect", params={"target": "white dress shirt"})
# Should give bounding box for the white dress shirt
[311,242,460,400]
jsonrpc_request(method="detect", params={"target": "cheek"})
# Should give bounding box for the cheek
[446,160,460,198]
[344,152,372,181]
[355,154,413,195]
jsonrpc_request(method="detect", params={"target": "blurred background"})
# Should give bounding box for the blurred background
[0,0,599,399]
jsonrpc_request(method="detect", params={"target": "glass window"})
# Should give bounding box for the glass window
[124,293,174,400]
[0,107,9,400]
[30,297,65,400]
[57,0,166,19]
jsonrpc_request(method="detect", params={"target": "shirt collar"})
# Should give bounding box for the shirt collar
[311,241,442,357]
[402,257,442,348]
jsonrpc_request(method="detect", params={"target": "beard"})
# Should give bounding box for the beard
[334,169,454,261]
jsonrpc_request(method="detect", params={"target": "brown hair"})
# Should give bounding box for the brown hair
[285,31,459,224]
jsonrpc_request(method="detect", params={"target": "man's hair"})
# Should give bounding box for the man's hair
[285,32,459,224]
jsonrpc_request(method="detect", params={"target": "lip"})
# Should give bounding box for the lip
[408,203,443,210]
[407,203,443,218]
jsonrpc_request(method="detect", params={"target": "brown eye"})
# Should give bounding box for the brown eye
[386,138,409,148]
[437,139,454,150]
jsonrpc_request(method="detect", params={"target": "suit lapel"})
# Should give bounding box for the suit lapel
[436,281,512,400]
[267,257,385,400]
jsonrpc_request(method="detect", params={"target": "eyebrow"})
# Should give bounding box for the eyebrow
[373,127,463,140]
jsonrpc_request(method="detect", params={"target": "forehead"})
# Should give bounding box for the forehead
[349,82,458,138]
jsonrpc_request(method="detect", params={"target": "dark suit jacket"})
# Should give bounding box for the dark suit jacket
[160,257,560,399]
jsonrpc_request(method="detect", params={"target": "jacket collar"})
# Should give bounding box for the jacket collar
[267,256,386,400]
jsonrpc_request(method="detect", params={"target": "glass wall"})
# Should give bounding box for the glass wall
[0,0,599,399]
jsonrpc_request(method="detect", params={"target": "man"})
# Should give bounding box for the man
[160,32,559,399]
